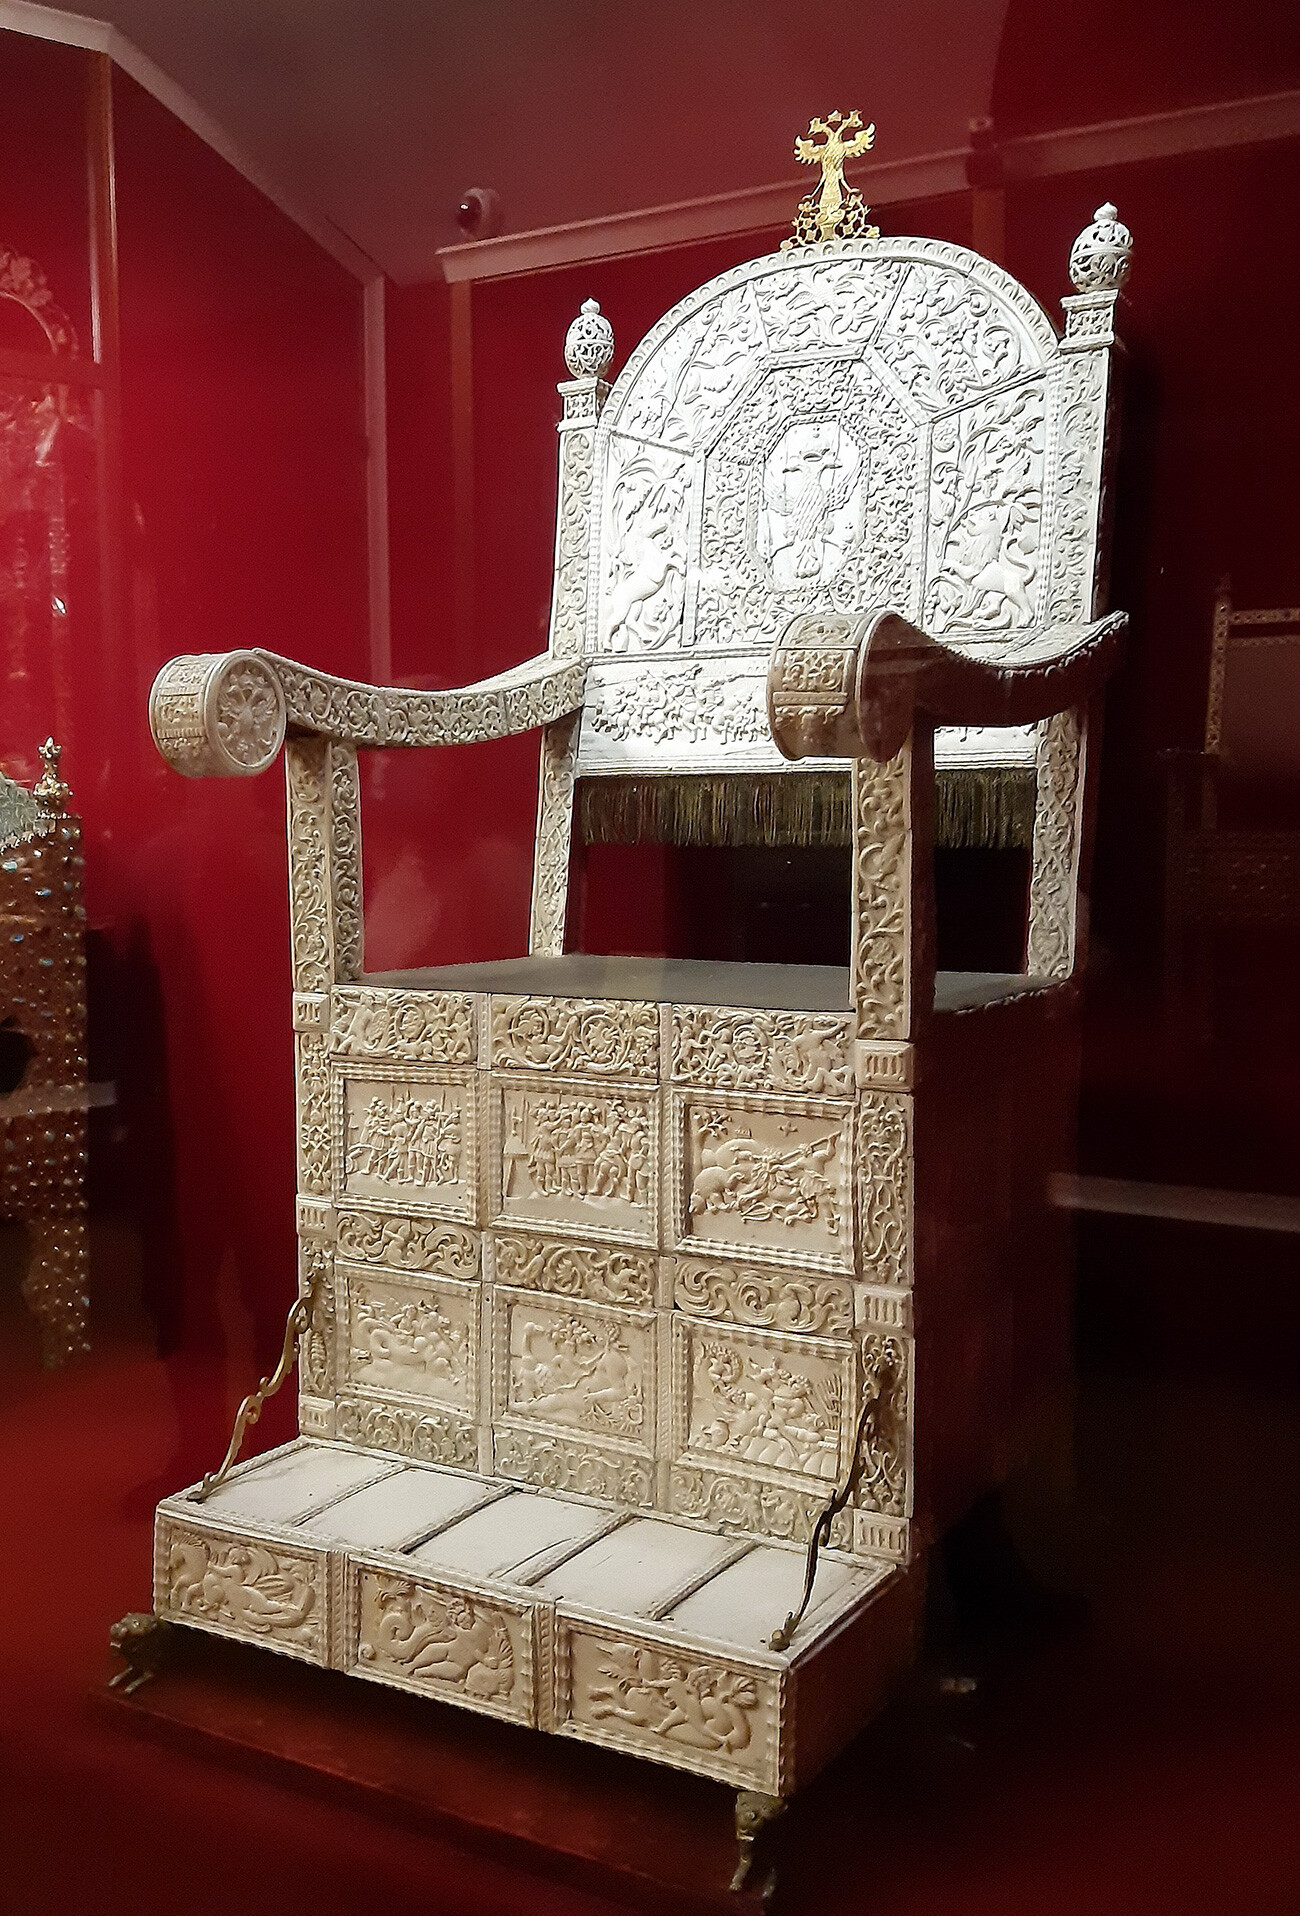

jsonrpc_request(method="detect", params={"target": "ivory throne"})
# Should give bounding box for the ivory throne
[128,135,1132,1870]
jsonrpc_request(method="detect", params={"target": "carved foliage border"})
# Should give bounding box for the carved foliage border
[529,714,580,958]
[1026,707,1083,978]
[857,1091,913,1288]
[333,1396,478,1471]
[851,748,912,1042]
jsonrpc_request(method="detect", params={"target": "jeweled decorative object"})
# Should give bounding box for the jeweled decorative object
[0,740,90,1365]
[123,154,1135,1893]
[1068,201,1133,294]
[563,298,615,380]
[782,110,879,248]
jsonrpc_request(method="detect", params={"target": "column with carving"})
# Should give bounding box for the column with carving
[1028,204,1132,978]
[285,735,360,1434]
[530,301,612,955]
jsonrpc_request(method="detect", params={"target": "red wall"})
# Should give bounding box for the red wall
[0,35,370,1467]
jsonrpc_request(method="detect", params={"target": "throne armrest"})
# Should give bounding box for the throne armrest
[149,648,586,778]
[768,608,1127,763]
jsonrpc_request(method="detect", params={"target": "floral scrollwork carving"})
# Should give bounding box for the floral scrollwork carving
[672,1006,853,1096]
[491,995,658,1078]
[494,1232,655,1306]
[673,1257,852,1335]
[529,714,580,956]
[851,748,910,1041]
[1027,707,1082,978]
[335,1210,478,1277]
[855,1333,910,1518]
[669,1462,853,1547]
[494,1428,654,1505]
[298,1241,335,1398]
[858,1091,912,1286]
[334,1397,478,1468]
[331,987,476,1065]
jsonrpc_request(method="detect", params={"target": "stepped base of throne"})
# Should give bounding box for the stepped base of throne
[153,1439,920,1797]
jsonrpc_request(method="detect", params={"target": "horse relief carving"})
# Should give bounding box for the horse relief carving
[684,1103,847,1257]
[358,1578,516,1705]
[166,1534,319,1648]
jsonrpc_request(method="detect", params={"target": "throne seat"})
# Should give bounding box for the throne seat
[156,1437,913,1796]
[133,172,1133,1849]
[362,955,1053,1016]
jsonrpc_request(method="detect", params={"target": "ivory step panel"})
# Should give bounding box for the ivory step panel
[198,1442,394,1525]
[296,1465,495,1550]
[534,1516,741,1615]
[409,1488,614,1582]
[153,1503,334,1667]
[663,1544,875,1652]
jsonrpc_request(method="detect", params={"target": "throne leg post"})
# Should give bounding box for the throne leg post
[109,1611,176,1696]
[730,1789,786,1897]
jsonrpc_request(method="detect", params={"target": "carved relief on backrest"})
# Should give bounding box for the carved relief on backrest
[577,237,1085,780]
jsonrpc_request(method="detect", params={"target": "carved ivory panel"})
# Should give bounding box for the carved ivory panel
[339,1261,479,1419]
[489,1074,659,1248]
[577,237,1105,779]
[555,1620,784,1791]
[345,1558,540,1725]
[332,1066,477,1223]
[673,1317,853,1490]
[671,1090,854,1272]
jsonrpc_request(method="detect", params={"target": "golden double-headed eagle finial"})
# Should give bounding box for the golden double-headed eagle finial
[783,110,879,249]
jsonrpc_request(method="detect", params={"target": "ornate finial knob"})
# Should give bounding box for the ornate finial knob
[782,110,879,250]
[1068,202,1133,294]
[33,737,70,809]
[564,298,614,379]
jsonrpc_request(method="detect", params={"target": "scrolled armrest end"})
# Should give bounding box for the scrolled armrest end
[149,652,287,778]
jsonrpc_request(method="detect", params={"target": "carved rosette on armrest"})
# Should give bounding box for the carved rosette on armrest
[149,648,587,776]
[767,607,1127,764]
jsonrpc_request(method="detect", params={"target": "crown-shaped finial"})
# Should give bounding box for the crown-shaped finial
[33,737,69,810]
[564,298,614,379]
[782,111,879,250]
[1068,202,1133,294]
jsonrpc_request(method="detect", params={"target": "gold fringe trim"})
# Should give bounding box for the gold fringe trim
[577,768,1035,852]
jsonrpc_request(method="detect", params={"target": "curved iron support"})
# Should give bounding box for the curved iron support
[769,1394,877,1653]
[189,1275,314,1503]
